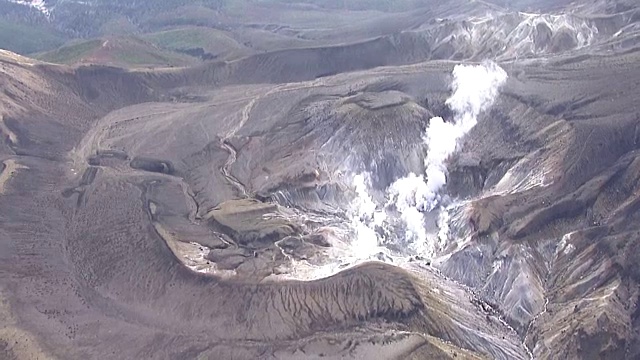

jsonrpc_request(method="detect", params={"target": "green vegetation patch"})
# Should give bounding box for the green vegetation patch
[144,27,241,52]
[0,20,66,55]
[112,45,192,66]
[272,0,426,12]
[38,39,102,64]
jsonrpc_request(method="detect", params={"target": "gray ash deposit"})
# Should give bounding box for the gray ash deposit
[1,0,640,359]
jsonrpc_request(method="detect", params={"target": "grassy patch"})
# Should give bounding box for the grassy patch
[37,39,102,64]
[143,27,249,60]
[113,46,190,66]
[270,0,425,12]
[38,36,197,67]
[146,28,213,50]
[145,27,236,49]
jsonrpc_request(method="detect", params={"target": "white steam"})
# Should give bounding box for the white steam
[345,62,507,261]
[349,174,386,259]
[388,61,508,255]
[387,173,429,253]
[424,61,508,209]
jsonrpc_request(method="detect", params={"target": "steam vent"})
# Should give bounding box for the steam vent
[1,0,640,359]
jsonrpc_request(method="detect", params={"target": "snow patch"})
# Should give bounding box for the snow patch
[6,0,50,17]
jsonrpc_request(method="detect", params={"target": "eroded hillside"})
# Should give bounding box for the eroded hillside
[1,0,640,359]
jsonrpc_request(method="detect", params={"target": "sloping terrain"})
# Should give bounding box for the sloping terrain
[1,0,640,359]
[36,28,253,67]
[142,27,253,61]
[37,36,198,67]
[0,19,65,54]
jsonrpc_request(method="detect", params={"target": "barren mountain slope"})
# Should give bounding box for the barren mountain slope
[1,0,640,359]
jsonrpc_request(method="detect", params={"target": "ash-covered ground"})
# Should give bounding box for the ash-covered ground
[1,0,640,359]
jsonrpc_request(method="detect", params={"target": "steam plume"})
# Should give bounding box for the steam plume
[389,61,508,253]
[350,174,386,259]
[424,61,508,209]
